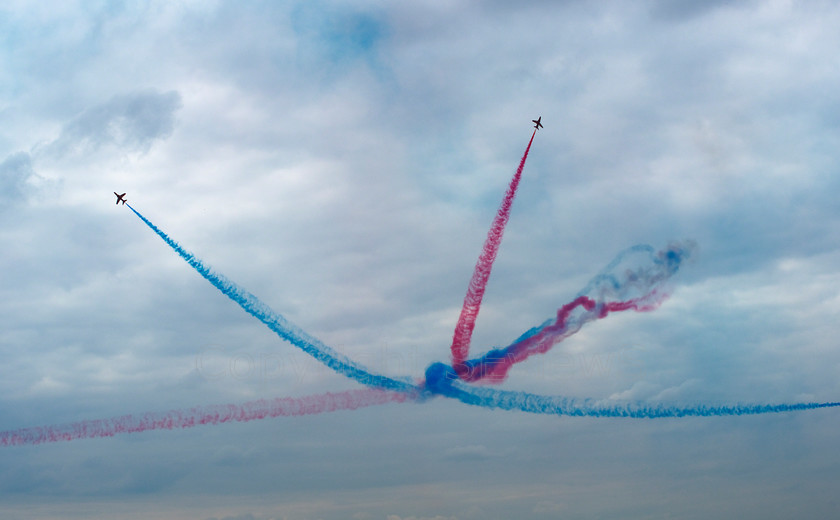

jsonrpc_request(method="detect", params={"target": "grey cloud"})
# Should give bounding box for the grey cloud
[443,444,494,461]
[38,90,182,158]
[649,0,745,22]
[0,152,36,210]
[386,516,458,520]
[206,515,262,520]
[0,152,59,211]
[532,500,566,514]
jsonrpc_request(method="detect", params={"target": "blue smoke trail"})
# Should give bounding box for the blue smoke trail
[126,204,418,395]
[126,204,838,423]
[423,362,840,417]
[576,244,656,297]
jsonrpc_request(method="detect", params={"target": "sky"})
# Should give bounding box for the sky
[2,0,840,518]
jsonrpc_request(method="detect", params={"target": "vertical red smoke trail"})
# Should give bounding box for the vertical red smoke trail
[450,129,536,373]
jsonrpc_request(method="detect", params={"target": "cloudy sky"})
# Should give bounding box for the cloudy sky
[2,1,840,518]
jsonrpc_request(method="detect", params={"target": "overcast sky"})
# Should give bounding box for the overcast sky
[2,1,840,519]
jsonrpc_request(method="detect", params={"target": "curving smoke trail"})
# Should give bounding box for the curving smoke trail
[450,130,536,372]
[125,204,417,395]
[0,389,407,446]
[450,241,695,383]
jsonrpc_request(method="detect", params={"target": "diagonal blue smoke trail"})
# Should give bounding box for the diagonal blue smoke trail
[126,204,418,394]
[128,203,839,421]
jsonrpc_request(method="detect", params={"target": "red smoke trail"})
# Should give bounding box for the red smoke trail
[458,292,669,384]
[0,389,406,446]
[450,129,536,373]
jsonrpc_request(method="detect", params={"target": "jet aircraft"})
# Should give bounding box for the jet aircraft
[532,116,543,130]
[114,192,127,205]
